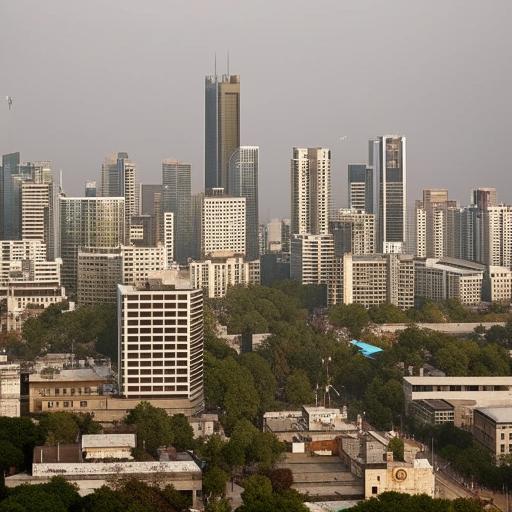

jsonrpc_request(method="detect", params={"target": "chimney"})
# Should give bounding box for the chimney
[419,367,424,377]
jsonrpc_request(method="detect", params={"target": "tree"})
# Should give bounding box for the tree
[125,402,173,457]
[267,468,293,492]
[329,303,370,338]
[368,303,408,324]
[240,353,277,412]
[38,412,80,444]
[285,369,313,407]
[169,414,194,451]
[203,466,229,498]
[0,441,24,472]
[387,437,404,462]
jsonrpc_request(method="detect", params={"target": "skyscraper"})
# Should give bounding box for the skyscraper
[204,74,240,191]
[60,197,125,293]
[290,147,331,236]
[162,160,192,263]
[471,188,497,211]
[201,192,246,258]
[348,164,373,213]
[414,189,458,258]
[369,136,407,253]
[85,181,97,197]
[228,146,259,260]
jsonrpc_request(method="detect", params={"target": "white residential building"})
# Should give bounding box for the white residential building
[331,253,414,309]
[290,147,331,235]
[290,234,334,290]
[121,245,168,285]
[163,212,174,267]
[190,255,260,298]
[330,208,375,256]
[201,194,246,257]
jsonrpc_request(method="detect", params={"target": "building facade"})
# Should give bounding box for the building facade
[290,147,331,236]
[204,74,240,191]
[369,136,407,253]
[228,146,259,260]
[330,209,375,257]
[348,163,373,213]
[117,272,204,413]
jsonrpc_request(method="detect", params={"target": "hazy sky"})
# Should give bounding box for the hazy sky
[1,0,511,221]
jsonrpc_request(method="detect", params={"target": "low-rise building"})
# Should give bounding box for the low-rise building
[473,407,512,461]
[7,435,202,504]
[330,253,414,309]
[483,266,512,303]
[414,257,484,305]
[408,399,454,426]
[29,367,110,414]
[189,413,224,439]
[81,433,136,460]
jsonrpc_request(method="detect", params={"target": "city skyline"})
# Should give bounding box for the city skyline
[1,1,511,221]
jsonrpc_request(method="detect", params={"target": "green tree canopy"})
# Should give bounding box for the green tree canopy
[285,369,313,407]
[329,303,370,338]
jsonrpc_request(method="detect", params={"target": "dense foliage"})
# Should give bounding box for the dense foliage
[345,492,485,512]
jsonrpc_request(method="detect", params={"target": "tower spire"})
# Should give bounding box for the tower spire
[227,51,230,76]
[214,52,217,79]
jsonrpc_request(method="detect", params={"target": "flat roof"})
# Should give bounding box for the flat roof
[81,434,136,449]
[476,407,512,424]
[30,368,107,383]
[351,340,384,358]
[404,376,512,385]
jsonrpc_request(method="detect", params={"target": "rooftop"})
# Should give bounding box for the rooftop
[30,368,107,383]
[476,407,512,424]
[351,340,384,359]
[418,399,454,411]
[81,434,136,449]
[404,376,512,385]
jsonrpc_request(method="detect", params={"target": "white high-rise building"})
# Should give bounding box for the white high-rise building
[369,136,407,253]
[121,245,168,285]
[117,271,203,413]
[290,147,331,236]
[190,255,260,298]
[201,193,246,257]
[290,234,334,290]
[482,206,512,269]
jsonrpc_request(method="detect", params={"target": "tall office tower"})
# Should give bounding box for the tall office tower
[281,219,291,253]
[329,208,375,257]
[266,219,283,253]
[99,153,117,197]
[228,146,259,260]
[190,193,204,260]
[30,161,53,184]
[290,147,331,236]
[472,188,497,211]
[348,164,373,213]
[85,181,97,197]
[163,212,174,267]
[481,206,512,268]
[369,136,407,253]
[201,191,246,257]
[415,189,458,258]
[77,249,123,306]
[60,197,125,293]
[141,184,162,215]
[290,233,334,293]
[204,74,241,192]
[117,271,204,414]
[162,160,192,263]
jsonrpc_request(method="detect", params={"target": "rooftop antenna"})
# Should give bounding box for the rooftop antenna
[227,51,230,76]
[5,96,13,110]
[214,52,217,80]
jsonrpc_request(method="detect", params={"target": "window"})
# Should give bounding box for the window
[80,401,88,408]
[372,486,378,495]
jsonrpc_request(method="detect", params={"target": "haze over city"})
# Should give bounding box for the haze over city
[1,0,511,220]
